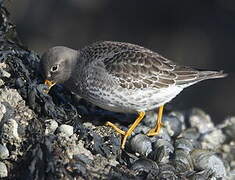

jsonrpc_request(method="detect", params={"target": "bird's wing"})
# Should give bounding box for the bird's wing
[81,41,200,89]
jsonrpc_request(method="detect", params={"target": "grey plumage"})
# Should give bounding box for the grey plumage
[40,41,227,113]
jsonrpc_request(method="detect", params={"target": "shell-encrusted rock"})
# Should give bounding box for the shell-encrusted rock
[0,88,24,108]
[190,149,226,178]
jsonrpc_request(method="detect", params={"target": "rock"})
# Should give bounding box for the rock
[0,162,7,178]
[0,144,9,160]
[57,124,74,137]
[2,118,20,144]
[189,108,214,134]
[0,79,4,86]
[0,88,23,108]
[88,154,119,179]
[221,117,235,141]
[0,63,11,78]
[74,140,94,160]
[45,119,58,135]
[201,128,226,149]
[0,102,6,121]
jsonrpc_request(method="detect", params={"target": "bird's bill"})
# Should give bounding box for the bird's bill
[44,80,56,90]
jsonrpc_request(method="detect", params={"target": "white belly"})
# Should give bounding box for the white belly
[84,86,183,113]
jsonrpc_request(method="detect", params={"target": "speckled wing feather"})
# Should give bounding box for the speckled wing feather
[80,41,218,90]
[103,45,178,89]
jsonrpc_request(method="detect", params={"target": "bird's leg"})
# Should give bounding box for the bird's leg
[106,112,146,149]
[121,111,145,149]
[105,121,126,135]
[147,105,164,136]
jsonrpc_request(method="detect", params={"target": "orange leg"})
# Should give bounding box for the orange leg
[147,105,164,136]
[106,112,146,149]
[105,121,126,135]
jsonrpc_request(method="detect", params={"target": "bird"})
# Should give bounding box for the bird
[40,41,227,149]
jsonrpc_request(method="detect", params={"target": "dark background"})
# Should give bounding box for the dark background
[5,0,235,123]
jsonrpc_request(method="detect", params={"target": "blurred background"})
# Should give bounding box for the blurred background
[4,0,235,123]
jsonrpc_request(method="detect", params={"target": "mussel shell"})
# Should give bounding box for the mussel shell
[174,137,194,153]
[149,138,174,163]
[158,163,178,180]
[130,158,159,179]
[163,114,182,137]
[129,134,152,156]
[173,149,194,173]
[190,149,226,178]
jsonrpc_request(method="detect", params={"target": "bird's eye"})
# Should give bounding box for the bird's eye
[50,64,59,72]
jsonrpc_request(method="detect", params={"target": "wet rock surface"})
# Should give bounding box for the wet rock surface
[0,4,235,180]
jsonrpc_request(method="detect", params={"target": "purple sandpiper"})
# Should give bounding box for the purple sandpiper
[41,41,227,149]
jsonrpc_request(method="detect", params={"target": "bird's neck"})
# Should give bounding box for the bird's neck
[70,50,80,73]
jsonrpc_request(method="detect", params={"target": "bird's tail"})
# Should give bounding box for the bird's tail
[176,69,227,88]
[198,70,228,81]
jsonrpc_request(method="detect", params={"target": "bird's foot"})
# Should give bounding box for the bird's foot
[147,105,165,136]
[146,122,164,136]
[105,121,129,149]
[106,112,146,149]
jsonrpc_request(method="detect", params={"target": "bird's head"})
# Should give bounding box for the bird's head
[40,46,78,90]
